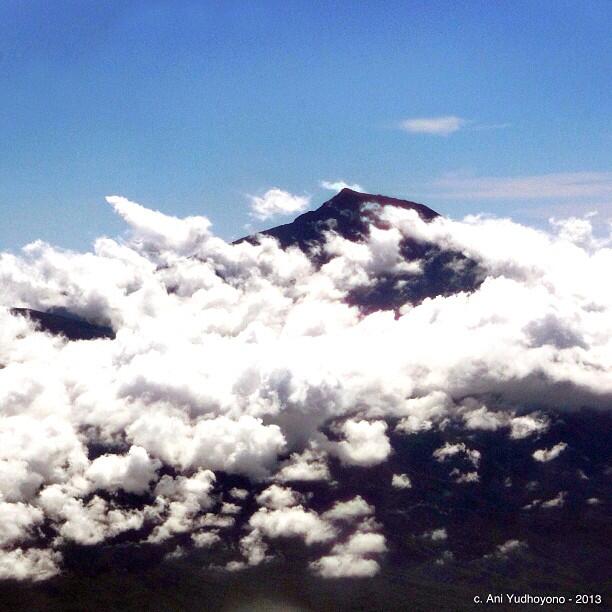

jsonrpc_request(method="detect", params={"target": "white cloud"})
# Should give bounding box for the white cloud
[249,505,336,545]
[0,548,61,581]
[322,496,374,523]
[541,491,567,508]
[248,188,310,220]
[85,445,161,494]
[509,414,549,440]
[320,180,364,193]
[533,442,567,463]
[433,442,480,468]
[333,420,391,467]
[229,487,249,501]
[400,116,466,136]
[274,448,331,483]
[485,539,527,560]
[451,469,480,484]
[423,528,447,541]
[391,473,412,489]
[255,485,300,510]
[191,531,221,548]
[310,530,386,578]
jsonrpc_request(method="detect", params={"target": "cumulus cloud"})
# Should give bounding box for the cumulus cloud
[0,193,610,579]
[85,445,161,494]
[485,539,527,560]
[400,116,466,136]
[391,473,412,489]
[256,485,300,509]
[333,420,391,467]
[248,188,310,220]
[541,491,567,509]
[320,180,364,193]
[274,448,331,483]
[423,528,447,541]
[533,442,567,463]
[433,443,480,468]
[0,548,62,582]
[249,505,336,545]
[322,496,374,523]
[310,530,386,578]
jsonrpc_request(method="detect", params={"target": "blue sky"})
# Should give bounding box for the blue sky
[1,0,611,250]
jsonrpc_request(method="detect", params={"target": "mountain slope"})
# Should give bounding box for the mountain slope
[238,188,482,312]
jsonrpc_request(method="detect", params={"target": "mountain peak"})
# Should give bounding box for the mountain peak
[237,189,439,251]
[324,188,439,220]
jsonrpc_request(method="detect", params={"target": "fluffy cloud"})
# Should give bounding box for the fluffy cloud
[333,420,392,467]
[85,446,161,494]
[533,442,567,463]
[310,530,387,578]
[248,188,310,220]
[322,496,374,523]
[423,528,447,541]
[0,548,61,582]
[485,539,527,560]
[391,473,412,489]
[249,505,336,545]
[433,442,480,468]
[256,485,300,509]
[274,448,331,483]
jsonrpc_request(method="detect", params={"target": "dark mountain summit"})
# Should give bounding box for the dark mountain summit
[237,188,439,252]
[239,188,482,312]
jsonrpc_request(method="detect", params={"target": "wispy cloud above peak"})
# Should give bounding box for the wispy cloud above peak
[400,116,466,136]
[320,180,364,193]
[248,188,310,220]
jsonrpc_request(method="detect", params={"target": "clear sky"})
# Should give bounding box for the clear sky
[1,0,611,251]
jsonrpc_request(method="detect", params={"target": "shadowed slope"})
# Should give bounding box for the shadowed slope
[10,308,114,341]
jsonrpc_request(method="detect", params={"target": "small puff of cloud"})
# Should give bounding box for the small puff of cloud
[485,539,527,560]
[255,485,300,510]
[334,420,392,467]
[322,496,374,523]
[320,180,364,193]
[391,473,412,489]
[533,442,567,463]
[423,528,447,541]
[248,188,310,220]
[400,116,466,136]
[310,531,387,578]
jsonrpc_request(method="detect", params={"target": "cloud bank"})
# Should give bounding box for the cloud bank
[0,194,610,580]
